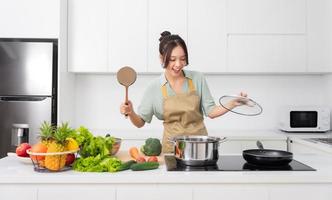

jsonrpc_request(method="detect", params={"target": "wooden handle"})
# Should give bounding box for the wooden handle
[125,86,128,118]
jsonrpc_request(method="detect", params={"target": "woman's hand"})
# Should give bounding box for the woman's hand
[231,92,249,107]
[120,100,134,116]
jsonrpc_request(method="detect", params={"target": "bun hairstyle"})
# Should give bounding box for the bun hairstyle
[159,31,188,68]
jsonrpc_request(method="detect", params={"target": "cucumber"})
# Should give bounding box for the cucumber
[130,162,159,171]
[118,160,136,171]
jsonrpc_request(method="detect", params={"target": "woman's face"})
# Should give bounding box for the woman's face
[164,45,187,77]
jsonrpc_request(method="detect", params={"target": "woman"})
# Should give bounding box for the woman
[120,31,247,153]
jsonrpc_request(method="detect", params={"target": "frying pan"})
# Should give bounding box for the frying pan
[242,141,293,166]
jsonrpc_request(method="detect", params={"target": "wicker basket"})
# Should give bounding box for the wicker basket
[26,149,79,172]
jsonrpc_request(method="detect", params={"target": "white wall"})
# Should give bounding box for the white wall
[324,74,332,126]
[74,73,326,137]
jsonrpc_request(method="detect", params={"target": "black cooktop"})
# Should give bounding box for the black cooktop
[165,156,315,171]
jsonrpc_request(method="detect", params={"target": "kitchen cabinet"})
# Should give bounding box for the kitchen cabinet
[226,0,305,34]
[188,0,227,72]
[269,185,332,200]
[68,0,147,73]
[193,185,269,200]
[147,0,187,73]
[228,35,306,73]
[0,187,36,200]
[38,187,116,200]
[307,0,332,73]
[68,0,108,72]
[117,185,192,200]
[108,0,148,73]
[0,0,61,38]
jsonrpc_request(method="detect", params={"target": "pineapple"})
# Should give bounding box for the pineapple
[44,122,74,171]
[39,121,55,148]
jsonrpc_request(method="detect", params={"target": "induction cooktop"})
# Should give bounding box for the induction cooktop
[164,155,315,171]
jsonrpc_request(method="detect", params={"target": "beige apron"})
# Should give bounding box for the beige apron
[161,78,208,153]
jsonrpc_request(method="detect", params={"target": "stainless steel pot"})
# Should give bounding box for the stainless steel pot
[169,135,226,166]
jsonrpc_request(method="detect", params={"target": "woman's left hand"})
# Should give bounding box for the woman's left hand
[232,92,248,107]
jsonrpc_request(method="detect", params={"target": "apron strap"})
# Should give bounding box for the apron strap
[161,78,196,98]
[161,84,168,98]
[188,79,195,92]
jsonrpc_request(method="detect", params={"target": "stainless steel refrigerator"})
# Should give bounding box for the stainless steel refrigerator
[0,39,57,158]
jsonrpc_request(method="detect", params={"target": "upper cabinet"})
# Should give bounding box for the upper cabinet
[68,0,332,74]
[226,0,307,73]
[109,0,147,73]
[68,0,147,73]
[148,0,187,73]
[68,0,109,72]
[307,0,332,73]
[226,0,306,34]
[0,0,61,38]
[188,0,227,73]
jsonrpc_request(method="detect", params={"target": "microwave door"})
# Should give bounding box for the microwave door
[0,96,52,158]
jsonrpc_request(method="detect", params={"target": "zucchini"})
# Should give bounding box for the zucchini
[118,160,136,171]
[130,162,159,171]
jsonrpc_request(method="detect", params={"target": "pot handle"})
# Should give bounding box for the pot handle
[218,137,227,143]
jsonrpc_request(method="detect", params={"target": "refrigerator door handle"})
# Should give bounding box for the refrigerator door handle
[0,96,48,102]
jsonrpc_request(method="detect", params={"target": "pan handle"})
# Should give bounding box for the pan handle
[256,140,264,149]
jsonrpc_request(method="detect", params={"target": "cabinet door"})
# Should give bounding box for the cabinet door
[188,0,227,72]
[117,185,192,200]
[0,187,36,200]
[226,0,305,34]
[193,185,268,200]
[307,0,332,73]
[269,185,332,200]
[38,187,116,200]
[68,0,108,72]
[148,0,187,72]
[109,0,148,72]
[228,35,306,73]
[0,0,60,38]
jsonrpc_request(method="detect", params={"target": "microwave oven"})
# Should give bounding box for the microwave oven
[279,106,330,132]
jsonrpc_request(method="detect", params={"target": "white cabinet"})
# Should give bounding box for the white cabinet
[226,0,306,34]
[0,0,61,38]
[307,0,332,73]
[148,0,187,73]
[228,35,306,73]
[109,0,148,73]
[269,185,332,200]
[38,187,116,200]
[188,0,227,73]
[0,187,37,200]
[68,0,108,72]
[117,185,192,200]
[68,0,148,73]
[193,185,269,200]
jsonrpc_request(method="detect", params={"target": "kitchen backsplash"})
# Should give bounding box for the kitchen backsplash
[73,73,328,135]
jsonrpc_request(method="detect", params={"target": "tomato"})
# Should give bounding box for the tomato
[65,153,76,166]
[30,143,47,161]
[147,156,158,163]
[136,156,146,163]
[16,143,31,157]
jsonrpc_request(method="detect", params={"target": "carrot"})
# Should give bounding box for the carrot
[129,147,140,160]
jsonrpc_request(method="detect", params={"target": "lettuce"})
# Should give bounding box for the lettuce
[73,155,122,172]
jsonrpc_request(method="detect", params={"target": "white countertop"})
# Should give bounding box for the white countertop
[1,152,332,184]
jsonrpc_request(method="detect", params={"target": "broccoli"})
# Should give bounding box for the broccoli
[141,138,162,156]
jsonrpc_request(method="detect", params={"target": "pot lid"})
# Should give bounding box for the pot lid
[218,95,263,116]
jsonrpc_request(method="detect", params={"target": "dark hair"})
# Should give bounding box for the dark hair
[159,31,188,68]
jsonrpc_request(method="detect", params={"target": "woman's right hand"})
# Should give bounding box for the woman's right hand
[120,100,134,116]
